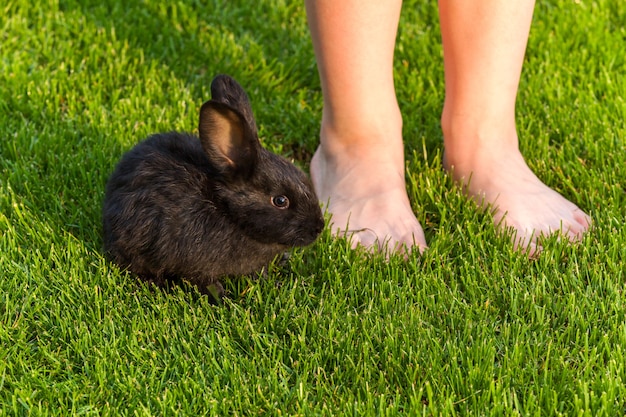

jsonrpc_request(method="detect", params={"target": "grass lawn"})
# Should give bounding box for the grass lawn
[1,0,625,415]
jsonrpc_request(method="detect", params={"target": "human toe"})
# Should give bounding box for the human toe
[572,208,592,230]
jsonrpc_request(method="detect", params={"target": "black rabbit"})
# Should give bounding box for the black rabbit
[102,75,324,298]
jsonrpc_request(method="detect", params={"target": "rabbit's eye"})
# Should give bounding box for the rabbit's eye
[271,195,290,209]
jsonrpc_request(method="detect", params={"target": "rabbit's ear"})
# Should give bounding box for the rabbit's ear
[198,100,258,177]
[209,75,258,134]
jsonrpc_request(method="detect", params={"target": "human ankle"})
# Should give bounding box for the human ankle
[442,116,519,172]
[319,107,403,156]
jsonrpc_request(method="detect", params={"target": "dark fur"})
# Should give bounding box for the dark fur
[102,75,324,296]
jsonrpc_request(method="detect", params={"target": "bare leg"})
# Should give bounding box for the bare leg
[439,0,591,254]
[305,0,427,253]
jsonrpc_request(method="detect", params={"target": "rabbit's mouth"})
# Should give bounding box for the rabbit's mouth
[292,236,316,247]
[289,226,324,247]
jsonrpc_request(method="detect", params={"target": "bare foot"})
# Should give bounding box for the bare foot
[444,133,591,256]
[310,131,427,254]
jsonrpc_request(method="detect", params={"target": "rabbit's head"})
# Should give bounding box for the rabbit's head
[199,75,324,247]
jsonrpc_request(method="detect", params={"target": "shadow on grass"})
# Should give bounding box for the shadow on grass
[63,0,318,101]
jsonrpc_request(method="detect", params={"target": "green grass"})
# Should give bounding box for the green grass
[1,0,625,415]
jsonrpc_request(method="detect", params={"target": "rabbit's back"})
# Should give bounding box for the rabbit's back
[104,133,214,227]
